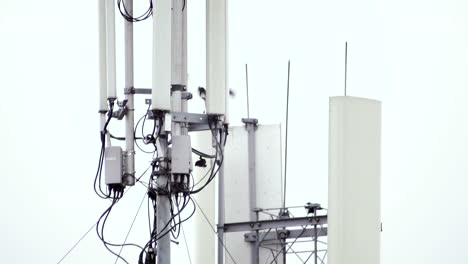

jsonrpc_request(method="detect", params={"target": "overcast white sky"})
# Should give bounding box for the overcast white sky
[1,0,468,263]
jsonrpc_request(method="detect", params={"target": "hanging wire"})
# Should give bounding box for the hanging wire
[117,0,153,22]
[181,225,193,264]
[114,192,148,264]
[90,97,226,263]
[192,197,239,264]
[56,224,95,264]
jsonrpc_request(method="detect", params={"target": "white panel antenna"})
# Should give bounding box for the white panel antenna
[206,0,228,118]
[224,125,284,264]
[98,0,107,112]
[190,131,216,264]
[328,96,381,264]
[152,0,172,111]
[105,0,117,99]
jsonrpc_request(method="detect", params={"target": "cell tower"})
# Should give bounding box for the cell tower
[92,0,382,263]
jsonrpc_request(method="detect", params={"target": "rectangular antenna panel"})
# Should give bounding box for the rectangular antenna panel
[224,125,283,264]
[206,0,228,117]
[189,131,216,264]
[152,0,171,111]
[328,96,381,264]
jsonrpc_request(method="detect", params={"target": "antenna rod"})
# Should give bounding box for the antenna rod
[245,64,250,118]
[283,60,291,209]
[345,41,348,96]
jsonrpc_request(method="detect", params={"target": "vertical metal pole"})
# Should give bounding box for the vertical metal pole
[217,127,226,264]
[283,241,287,263]
[314,210,318,264]
[171,0,186,137]
[242,118,258,264]
[254,211,260,264]
[156,134,171,264]
[156,1,187,264]
[124,0,135,186]
[180,0,189,126]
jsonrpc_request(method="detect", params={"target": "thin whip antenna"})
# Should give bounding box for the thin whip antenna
[344,41,348,96]
[245,64,250,118]
[283,60,291,209]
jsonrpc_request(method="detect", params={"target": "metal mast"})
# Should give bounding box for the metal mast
[123,0,136,187]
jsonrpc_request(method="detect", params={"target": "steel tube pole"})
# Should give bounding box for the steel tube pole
[314,210,318,264]
[217,128,225,264]
[156,135,171,264]
[242,118,258,264]
[123,0,135,186]
[156,1,187,264]
[170,0,186,137]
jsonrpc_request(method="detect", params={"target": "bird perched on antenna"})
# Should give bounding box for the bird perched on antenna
[198,86,206,100]
[198,86,236,101]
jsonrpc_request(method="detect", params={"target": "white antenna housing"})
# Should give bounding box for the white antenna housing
[206,0,228,119]
[105,0,117,99]
[328,96,381,264]
[98,0,107,111]
[152,0,172,111]
[224,125,283,263]
[190,131,216,264]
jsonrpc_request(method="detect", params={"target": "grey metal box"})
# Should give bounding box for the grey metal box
[171,135,192,174]
[105,146,123,185]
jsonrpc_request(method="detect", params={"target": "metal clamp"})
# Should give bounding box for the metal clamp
[124,87,152,95]
[172,112,209,124]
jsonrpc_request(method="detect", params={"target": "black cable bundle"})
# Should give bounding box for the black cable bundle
[188,119,225,195]
[94,100,115,199]
[93,100,227,263]
[96,190,143,264]
[117,0,153,22]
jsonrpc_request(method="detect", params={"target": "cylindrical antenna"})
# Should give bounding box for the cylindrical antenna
[98,0,107,112]
[283,60,291,209]
[245,64,250,118]
[106,0,117,99]
[344,41,348,96]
